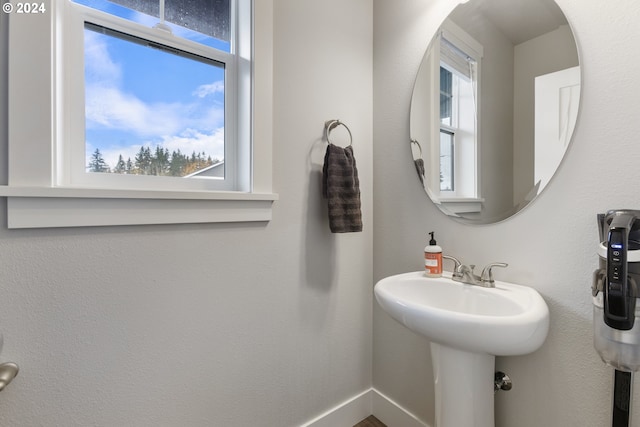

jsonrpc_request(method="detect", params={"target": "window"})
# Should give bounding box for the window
[435,22,482,201]
[6,0,276,228]
[66,0,243,191]
[82,22,226,178]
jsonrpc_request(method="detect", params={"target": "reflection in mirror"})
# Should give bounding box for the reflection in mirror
[410,0,580,224]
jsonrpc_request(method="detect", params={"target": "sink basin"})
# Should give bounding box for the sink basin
[374,271,549,355]
[374,271,549,427]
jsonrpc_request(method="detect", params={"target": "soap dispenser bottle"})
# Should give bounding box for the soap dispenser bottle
[424,232,443,277]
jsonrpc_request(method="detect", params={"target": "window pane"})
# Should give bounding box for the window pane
[74,0,230,51]
[164,0,229,41]
[84,23,225,178]
[440,66,452,126]
[440,130,454,191]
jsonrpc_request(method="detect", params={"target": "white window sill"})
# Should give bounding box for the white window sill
[436,197,484,214]
[0,186,278,229]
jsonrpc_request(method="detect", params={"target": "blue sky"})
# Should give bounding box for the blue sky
[78,0,229,170]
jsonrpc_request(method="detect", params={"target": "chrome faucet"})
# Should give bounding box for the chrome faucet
[442,255,508,288]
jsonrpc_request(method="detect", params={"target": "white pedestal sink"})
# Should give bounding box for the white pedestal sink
[374,272,549,427]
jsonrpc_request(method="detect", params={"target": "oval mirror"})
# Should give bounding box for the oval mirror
[410,0,580,224]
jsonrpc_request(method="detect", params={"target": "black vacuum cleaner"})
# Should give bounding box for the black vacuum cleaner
[593,210,640,427]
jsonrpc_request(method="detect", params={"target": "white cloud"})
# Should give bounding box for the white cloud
[85,84,224,137]
[193,81,224,98]
[84,30,122,85]
[85,85,185,136]
[84,37,224,134]
[160,127,225,160]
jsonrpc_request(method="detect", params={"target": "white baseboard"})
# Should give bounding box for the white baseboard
[300,388,430,427]
[300,389,372,427]
[371,388,429,427]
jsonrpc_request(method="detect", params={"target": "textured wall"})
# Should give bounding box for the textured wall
[373,0,640,426]
[0,1,373,425]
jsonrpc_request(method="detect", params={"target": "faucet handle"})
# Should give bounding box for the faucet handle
[442,255,462,273]
[481,262,508,285]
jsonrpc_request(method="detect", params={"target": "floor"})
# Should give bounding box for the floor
[353,415,387,427]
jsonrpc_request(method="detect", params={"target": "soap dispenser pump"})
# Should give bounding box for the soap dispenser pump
[425,232,443,278]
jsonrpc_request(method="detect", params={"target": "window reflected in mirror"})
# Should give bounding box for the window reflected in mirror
[427,22,483,203]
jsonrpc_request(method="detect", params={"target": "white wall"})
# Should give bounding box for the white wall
[0,1,373,426]
[373,0,640,426]
[513,24,579,204]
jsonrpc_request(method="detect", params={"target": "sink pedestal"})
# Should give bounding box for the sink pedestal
[431,343,495,427]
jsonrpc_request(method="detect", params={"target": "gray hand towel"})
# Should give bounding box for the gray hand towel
[414,158,425,185]
[322,144,363,233]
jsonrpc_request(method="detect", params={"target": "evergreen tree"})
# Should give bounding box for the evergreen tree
[151,146,169,176]
[169,149,187,176]
[113,145,219,177]
[113,154,126,174]
[88,148,110,173]
[134,146,152,174]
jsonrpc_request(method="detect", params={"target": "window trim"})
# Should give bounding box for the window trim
[3,187,276,228]
[432,20,483,207]
[5,0,276,228]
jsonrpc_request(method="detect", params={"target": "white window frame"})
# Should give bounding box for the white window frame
[432,20,484,214]
[65,9,240,192]
[439,63,475,198]
[5,0,276,228]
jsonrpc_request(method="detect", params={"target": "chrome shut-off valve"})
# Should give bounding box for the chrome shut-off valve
[494,371,512,393]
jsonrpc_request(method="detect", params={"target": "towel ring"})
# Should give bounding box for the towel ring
[411,139,422,157]
[325,120,353,147]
